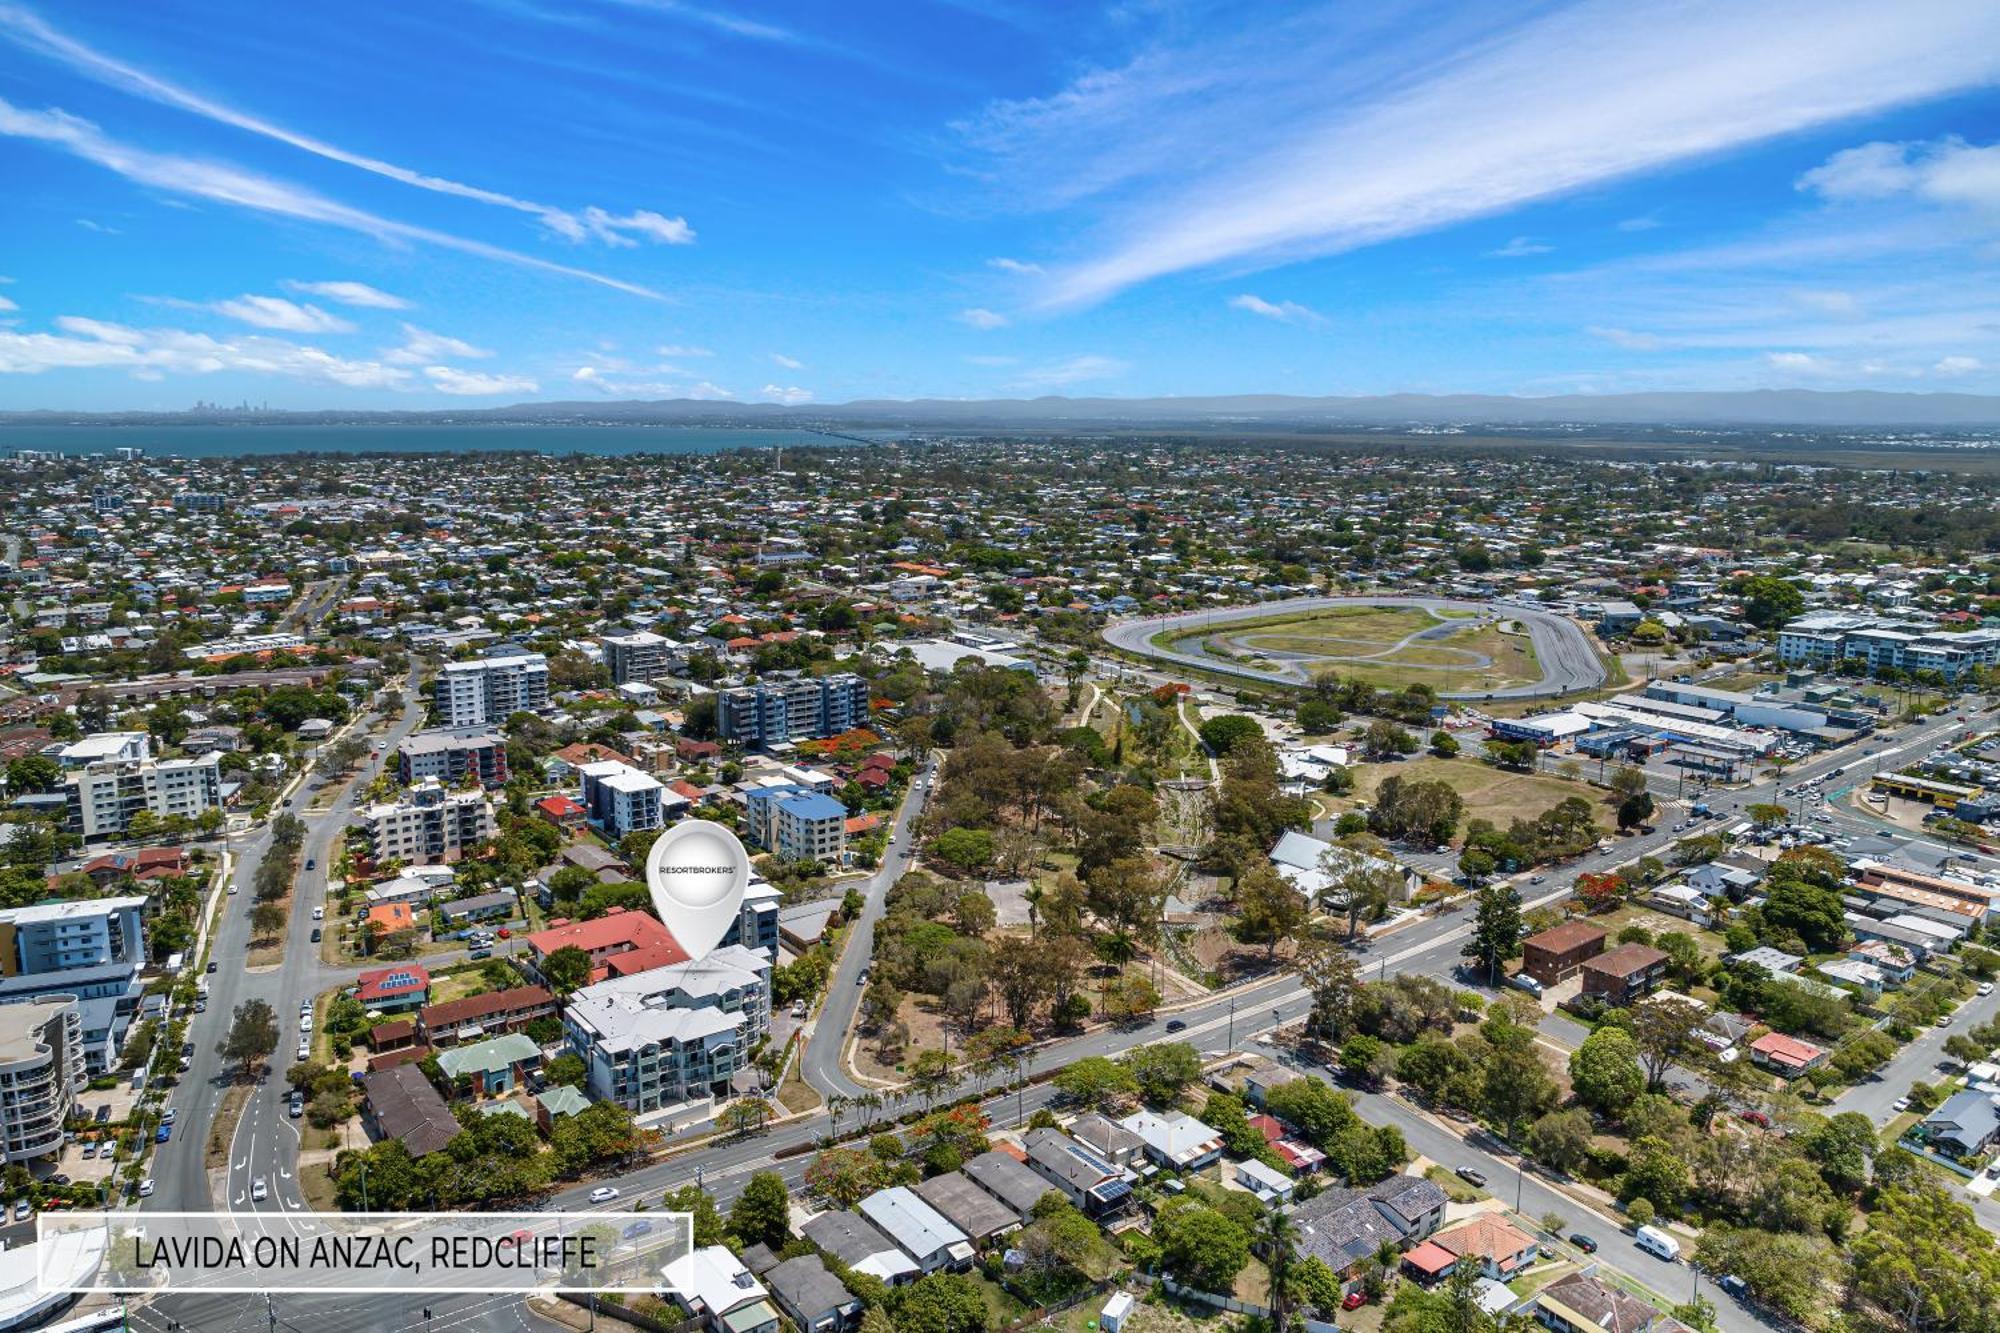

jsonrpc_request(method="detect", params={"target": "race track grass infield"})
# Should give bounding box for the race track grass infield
[1166,605,1540,694]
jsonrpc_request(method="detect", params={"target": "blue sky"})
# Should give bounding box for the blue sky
[1,0,1998,409]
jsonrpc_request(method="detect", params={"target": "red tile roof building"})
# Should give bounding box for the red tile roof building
[524,907,686,984]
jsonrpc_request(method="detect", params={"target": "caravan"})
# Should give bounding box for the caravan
[1634,1225,1680,1262]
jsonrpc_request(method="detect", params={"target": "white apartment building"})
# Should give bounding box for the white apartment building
[0,995,83,1164]
[64,753,223,839]
[360,778,497,864]
[438,652,550,726]
[601,631,683,686]
[55,732,151,769]
[562,946,772,1117]
[577,760,667,841]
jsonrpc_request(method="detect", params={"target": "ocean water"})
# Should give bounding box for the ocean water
[0,423,872,459]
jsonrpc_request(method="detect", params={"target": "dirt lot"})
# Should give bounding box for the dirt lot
[1333,756,1610,840]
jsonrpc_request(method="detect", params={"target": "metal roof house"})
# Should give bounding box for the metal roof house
[857,1187,975,1273]
[914,1171,1023,1243]
[800,1211,920,1286]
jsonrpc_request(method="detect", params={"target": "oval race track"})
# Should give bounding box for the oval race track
[1102,595,1609,700]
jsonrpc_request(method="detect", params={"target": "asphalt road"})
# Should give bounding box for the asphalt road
[798,756,940,1097]
[1101,595,1608,700]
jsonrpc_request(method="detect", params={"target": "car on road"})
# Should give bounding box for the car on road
[1568,1233,1597,1254]
[1982,982,1995,997]
[311,928,321,942]
[298,1040,310,1060]
[299,1014,313,1032]
[623,1220,652,1240]
[252,1177,267,1203]
[305,859,315,870]
[206,961,218,974]
[138,1179,154,1198]
[155,1125,171,1143]
[312,906,324,920]
[588,1186,620,1204]
[290,1092,304,1118]
[1165,1018,1188,1033]
[1454,1166,1487,1187]
[1717,1276,1750,1301]
[1938,1015,1953,1028]
[228,884,238,895]
[162,1107,177,1123]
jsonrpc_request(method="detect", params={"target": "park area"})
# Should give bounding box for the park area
[1330,757,1611,841]
[1162,604,1540,694]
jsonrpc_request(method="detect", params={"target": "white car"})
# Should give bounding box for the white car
[588,1186,620,1204]
[251,1177,267,1203]
[299,1014,313,1033]
[228,884,238,895]
[297,1040,311,1060]
[138,1178,154,1198]
[312,906,324,921]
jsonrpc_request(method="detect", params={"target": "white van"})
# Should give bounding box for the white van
[1635,1225,1680,1262]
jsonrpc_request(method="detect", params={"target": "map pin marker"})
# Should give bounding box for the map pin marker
[646,819,751,963]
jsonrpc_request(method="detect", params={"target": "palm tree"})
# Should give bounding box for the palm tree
[1023,884,1045,938]
[1262,1206,1300,1333]
[826,1093,849,1140]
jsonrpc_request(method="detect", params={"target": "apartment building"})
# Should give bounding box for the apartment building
[438,652,550,726]
[0,995,84,1164]
[56,732,151,768]
[561,945,772,1116]
[0,896,147,976]
[359,779,496,864]
[397,725,510,788]
[716,674,869,746]
[744,785,848,863]
[1778,612,2000,682]
[578,760,666,840]
[64,752,223,839]
[601,630,683,685]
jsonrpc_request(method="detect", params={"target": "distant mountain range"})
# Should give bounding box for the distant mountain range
[4,387,1999,430]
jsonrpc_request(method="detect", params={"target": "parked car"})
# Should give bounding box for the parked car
[1718,1276,1750,1301]
[1455,1166,1487,1187]
[289,1092,304,1119]
[138,1179,154,1198]
[11,1199,28,1220]
[155,1125,171,1143]
[206,961,218,974]
[1738,1110,1770,1128]
[1342,1292,1367,1311]
[1569,1233,1597,1254]
[310,928,321,943]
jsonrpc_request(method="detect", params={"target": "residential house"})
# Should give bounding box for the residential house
[669,1245,780,1333]
[1424,1215,1538,1281]
[435,1031,540,1097]
[1534,1272,1680,1333]
[800,1211,919,1285]
[355,964,431,1015]
[1580,943,1669,1005]
[524,908,686,986]
[1291,1174,1449,1289]
[763,1255,861,1333]
[1021,1128,1133,1218]
[1922,1090,2000,1157]
[361,1063,458,1158]
[1520,921,1608,986]
[1119,1109,1224,1171]
[1070,1113,1146,1169]
[858,1187,976,1273]
[962,1149,1057,1222]
[913,1171,1023,1244]
[1747,1031,1829,1080]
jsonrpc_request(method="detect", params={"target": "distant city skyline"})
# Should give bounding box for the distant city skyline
[1,0,1997,409]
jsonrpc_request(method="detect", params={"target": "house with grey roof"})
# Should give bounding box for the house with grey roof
[1923,1089,2000,1157]
[1021,1128,1133,1218]
[914,1171,1022,1243]
[1292,1173,1449,1283]
[962,1149,1055,1221]
[800,1210,919,1286]
[1069,1113,1145,1168]
[857,1187,974,1273]
[764,1255,861,1333]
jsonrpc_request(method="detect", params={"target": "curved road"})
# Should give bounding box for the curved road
[1103,595,1607,700]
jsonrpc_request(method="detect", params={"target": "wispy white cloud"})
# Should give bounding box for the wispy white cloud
[0,3,694,249]
[988,257,1043,275]
[282,280,408,309]
[1765,350,1833,374]
[1798,135,2000,211]
[770,352,803,369]
[0,315,411,386]
[656,344,713,357]
[957,307,1009,329]
[593,0,800,44]
[1936,355,1985,376]
[0,294,15,314]
[75,217,119,234]
[1615,215,1661,232]
[1228,293,1324,326]
[1487,236,1553,258]
[384,324,490,365]
[961,1,2000,307]
[1008,354,1127,388]
[1586,326,1664,351]
[202,295,354,334]
[0,96,668,299]
[759,384,814,405]
[424,365,537,395]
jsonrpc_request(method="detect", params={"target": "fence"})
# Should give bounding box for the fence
[998,1276,1123,1331]
[1162,1276,1272,1319]
[555,1293,705,1333]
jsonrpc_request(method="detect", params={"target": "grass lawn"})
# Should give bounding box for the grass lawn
[1583,903,1729,958]
[968,1274,1031,1328]
[1183,606,1542,695]
[1231,1256,1270,1307]
[1339,756,1608,841]
[1424,1164,1489,1204]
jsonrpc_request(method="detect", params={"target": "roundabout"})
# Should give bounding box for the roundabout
[1103,595,1609,700]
